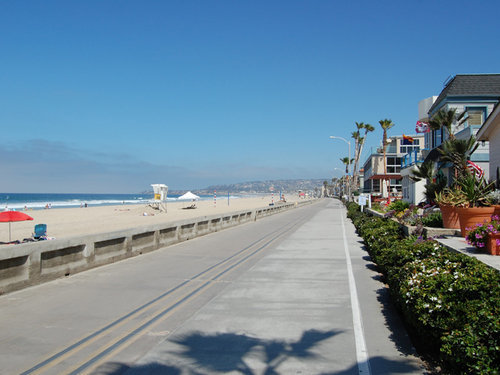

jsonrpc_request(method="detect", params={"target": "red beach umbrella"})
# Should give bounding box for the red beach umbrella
[0,211,34,242]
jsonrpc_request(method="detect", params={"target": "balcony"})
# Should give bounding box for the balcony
[365,145,398,155]
[401,149,428,169]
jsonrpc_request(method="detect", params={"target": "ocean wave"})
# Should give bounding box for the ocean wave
[3,199,152,210]
[1,195,239,210]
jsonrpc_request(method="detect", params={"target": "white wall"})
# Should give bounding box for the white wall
[400,166,426,205]
[418,96,437,121]
[489,124,500,183]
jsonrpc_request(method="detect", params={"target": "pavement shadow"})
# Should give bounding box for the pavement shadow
[92,361,183,375]
[92,328,430,374]
[374,287,419,357]
[97,329,340,374]
[168,328,340,374]
[320,354,427,374]
[359,249,429,371]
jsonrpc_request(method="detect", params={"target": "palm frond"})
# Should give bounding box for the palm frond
[410,160,436,182]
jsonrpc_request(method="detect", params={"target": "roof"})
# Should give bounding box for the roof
[429,74,500,114]
[477,103,500,141]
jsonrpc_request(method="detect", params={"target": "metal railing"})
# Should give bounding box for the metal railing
[400,149,429,168]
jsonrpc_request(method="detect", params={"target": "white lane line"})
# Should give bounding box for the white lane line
[340,211,371,374]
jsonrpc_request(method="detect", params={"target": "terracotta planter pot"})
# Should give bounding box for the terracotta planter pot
[456,206,496,237]
[486,233,500,255]
[439,204,460,229]
[494,205,500,218]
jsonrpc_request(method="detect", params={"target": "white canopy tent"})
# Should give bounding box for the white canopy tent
[177,191,200,201]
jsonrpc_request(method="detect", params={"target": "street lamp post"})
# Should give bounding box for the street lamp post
[330,136,351,201]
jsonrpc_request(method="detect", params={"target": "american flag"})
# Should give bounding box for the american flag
[467,160,484,178]
[415,121,430,133]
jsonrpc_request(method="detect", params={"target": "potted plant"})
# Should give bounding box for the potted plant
[454,172,495,237]
[465,215,500,255]
[486,190,500,216]
[435,188,465,229]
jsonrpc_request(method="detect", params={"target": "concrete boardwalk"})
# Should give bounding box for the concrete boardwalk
[104,199,426,374]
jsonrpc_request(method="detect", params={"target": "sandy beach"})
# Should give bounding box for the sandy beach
[0,194,305,244]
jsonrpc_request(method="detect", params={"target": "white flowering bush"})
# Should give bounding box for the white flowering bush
[347,202,500,374]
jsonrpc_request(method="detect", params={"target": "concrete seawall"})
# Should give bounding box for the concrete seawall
[0,200,313,295]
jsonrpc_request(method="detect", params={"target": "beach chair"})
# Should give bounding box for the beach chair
[33,224,47,240]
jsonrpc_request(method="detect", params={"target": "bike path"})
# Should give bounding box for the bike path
[104,199,426,375]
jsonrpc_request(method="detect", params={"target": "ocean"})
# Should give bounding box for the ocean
[0,193,219,211]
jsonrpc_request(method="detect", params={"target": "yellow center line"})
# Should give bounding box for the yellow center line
[77,223,303,374]
[21,228,284,375]
[22,213,311,375]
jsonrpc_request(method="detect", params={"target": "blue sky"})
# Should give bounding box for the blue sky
[1,0,500,193]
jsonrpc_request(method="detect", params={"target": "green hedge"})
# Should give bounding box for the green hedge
[346,202,500,374]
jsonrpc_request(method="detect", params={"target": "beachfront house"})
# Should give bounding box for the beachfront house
[422,74,500,184]
[477,103,500,187]
[362,134,424,200]
[399,96,436,204]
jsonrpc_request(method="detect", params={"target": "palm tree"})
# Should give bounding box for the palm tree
[351,122,375,193]
[410,160,436,183]
[378,119,395,197]
[428,108,466,141]
[340,157,352,174]
[410,160,447,203]
[355,123,374,186]
[351,122,364,191]
[438,136,479,180]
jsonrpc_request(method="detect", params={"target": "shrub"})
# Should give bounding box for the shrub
[346,202,361,220]
[388,199,410,213]
[397,254,500,373]
[422,212,443,227]
[348,208,500,374]
[358,217,403,259]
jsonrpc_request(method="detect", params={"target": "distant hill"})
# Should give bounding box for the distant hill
[193,179,327,195]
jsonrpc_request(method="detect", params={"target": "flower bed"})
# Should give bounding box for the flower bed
[346,202,500,374]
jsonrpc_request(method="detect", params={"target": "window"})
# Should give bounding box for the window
[430,128,443,148]
[466,108,485,126]
[390,179,401,186]
[401,145,420,154]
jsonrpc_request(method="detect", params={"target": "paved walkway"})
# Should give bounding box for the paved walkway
[437,236,500,271]
[108,199,426,374]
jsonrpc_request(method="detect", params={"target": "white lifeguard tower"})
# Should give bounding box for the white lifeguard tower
[150,184,168,212]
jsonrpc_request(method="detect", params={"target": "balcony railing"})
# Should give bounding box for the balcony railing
[401,149,429,168]
[366,145,398,155]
